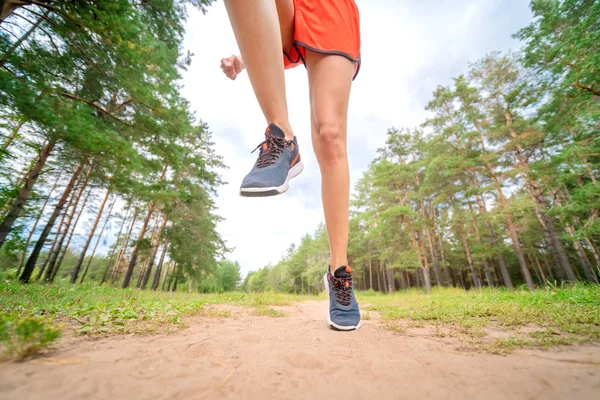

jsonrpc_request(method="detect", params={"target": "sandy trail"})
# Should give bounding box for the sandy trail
[1,300,599,400]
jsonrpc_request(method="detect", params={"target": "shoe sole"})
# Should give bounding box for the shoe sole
[240,161,304,197]
[323,273,361,331]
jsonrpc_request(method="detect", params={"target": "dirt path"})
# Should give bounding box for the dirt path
[1,300,599,400]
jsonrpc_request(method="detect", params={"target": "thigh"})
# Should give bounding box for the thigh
[305,51,355,135]
[275,0,295,53]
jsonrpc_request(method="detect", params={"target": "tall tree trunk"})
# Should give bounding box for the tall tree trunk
[111,208,138,282]
[70,188,111,283]
[171,265,179,292]
[466,201,494,287]
[101,204,130,284]
[122,203,156,288]
[20,160,84,283]
[34,212,64,282]
[460,231,481,289]
[42,185,79,281]
[80,196,116,283]
[52,188,93,282]
[17,171,61,274]
[137,214,160,288]
[387,268,395,293]
[380,262,388,293]
[506,111,576,282]
[151,242,169,291]
[485,222,513,289]
[466,171,514,289]
[475,124,535,289]
[395,185,431,294]
[532,251,547,284]
[45,166,91,281]
[142,217,168,289]
[583,237,600,275]
[368,252,373,290]
[0,139,55,247]
[376,261,383,292]
[555,195,596,282]
[564,225,595,281]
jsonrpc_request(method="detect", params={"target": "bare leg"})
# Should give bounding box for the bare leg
[306,52,355,268]
[223,0,294,139]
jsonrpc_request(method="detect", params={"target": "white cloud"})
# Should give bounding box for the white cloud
[180,0,531,276]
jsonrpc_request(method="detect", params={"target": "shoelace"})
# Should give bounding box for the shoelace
[331,275,352,306]
[251,133,287,168]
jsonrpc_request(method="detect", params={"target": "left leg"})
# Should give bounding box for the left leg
[306,51,354,269]
[306,51,360,330]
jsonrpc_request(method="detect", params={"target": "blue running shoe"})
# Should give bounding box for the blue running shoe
[324,266,361,331]
[240,124,303,197]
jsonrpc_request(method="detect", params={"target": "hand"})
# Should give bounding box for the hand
[220,54,245,80]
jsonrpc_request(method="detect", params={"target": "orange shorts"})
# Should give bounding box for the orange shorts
[283,0,361,79]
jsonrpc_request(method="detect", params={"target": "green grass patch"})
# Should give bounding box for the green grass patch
[252,306,285,318]
[1,313,62,361]
[357,285,600,350]
[0,281,313,338]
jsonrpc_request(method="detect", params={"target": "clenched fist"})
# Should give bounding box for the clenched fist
[220,55,245,80]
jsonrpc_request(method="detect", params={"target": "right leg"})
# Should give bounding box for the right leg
[223,0,294,139]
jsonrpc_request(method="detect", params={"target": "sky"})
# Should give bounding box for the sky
[179,0,532,276]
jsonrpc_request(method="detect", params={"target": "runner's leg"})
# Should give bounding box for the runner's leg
[305,51,354,268]
[223,0,295,139]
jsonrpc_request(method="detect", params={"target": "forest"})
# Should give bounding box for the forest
[1,0,599,296]
[243,0,600,294]
[0,0,239,292]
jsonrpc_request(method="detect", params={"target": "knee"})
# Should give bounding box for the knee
[313,120,346,163]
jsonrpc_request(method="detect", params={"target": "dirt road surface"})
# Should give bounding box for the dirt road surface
[1,300,599,400]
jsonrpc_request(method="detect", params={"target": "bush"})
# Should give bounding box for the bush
[0,313,62,361]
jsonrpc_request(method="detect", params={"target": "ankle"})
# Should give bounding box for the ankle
[270,120,294,140]
[330,259,349,271]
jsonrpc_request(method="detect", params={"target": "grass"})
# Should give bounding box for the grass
[1,280,598,358]
[357,285,600,352]
[0,281,314,335]
[252,306,286,318]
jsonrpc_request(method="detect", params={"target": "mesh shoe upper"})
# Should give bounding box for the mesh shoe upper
[241,124,300,189]
[326,266,361,328]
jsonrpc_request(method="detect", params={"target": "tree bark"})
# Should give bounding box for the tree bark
[137,214,160,288]
[151,242,169,291]
[122,203,156,288]
[111,208,138,282]
[101,203,130,284]
[474,123,534,289]
[45,166,91,281]
[52,187,93,282]
[0,140,55,247]
[70,188,111,283]
[80,195,116,283]
[142,216,168,289]
[20,160,84,283]
[34,211,63,282]
[368,252,373,290]
[505,111,576,283]
[17,171,61,274]
[460,231,481,289]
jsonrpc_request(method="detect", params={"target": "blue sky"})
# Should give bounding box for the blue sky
[179,0,533,276]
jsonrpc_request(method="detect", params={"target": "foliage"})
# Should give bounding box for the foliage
[0,313,61,361]
[359,284,600,351]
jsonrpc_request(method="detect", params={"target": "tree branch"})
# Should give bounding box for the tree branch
[59,92,135,127]
[575,80,600,97]
[0,10,47,63]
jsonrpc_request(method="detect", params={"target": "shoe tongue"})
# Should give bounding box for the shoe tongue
[267,124,285,139]
[334,266,352,278]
